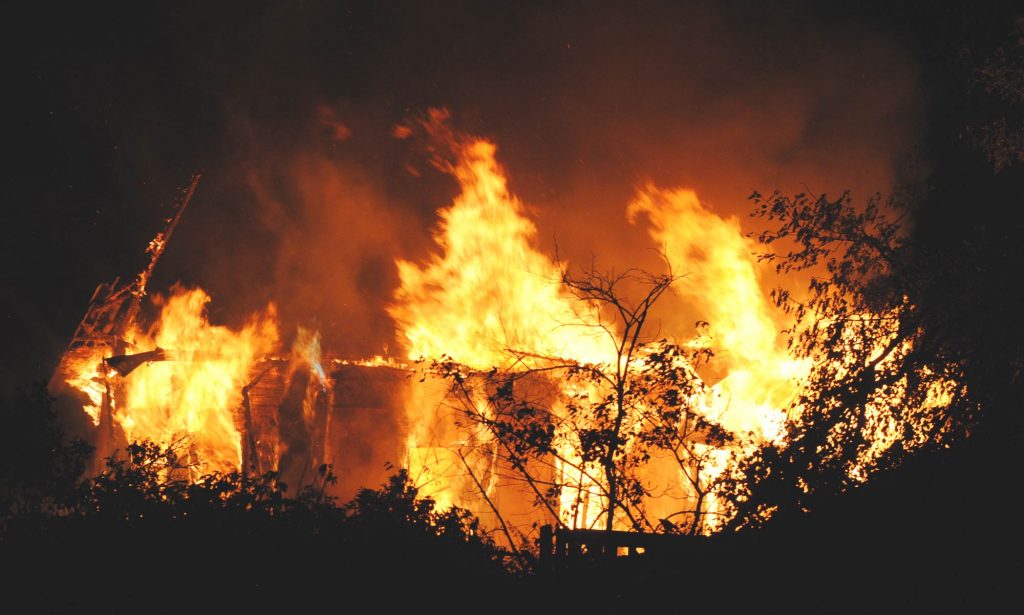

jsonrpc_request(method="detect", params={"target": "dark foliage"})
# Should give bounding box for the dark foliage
[680,14,1024,611]
[718,189,977,530]
[718,12,1024,536]
[0,392,510,613]
[0,383,91,522]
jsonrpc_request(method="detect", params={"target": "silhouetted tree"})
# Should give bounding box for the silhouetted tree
[0,383,90,525]
[719,15,1024,532]
[966,17,1024,171]
[718,189,975,529]
[432,262,733,538]
[2,429,510,611]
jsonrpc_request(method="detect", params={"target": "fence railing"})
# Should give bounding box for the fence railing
[538,525,696,571]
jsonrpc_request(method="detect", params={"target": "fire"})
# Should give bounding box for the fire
[390,139,614,370]
[829,321,960,481]
[116,287,277,474]
[292,326,327,387]
[389,119,807,532]
[54,113,954,540]
[64,352,108,426]
[388,130,611,517]
[627,186,810,442]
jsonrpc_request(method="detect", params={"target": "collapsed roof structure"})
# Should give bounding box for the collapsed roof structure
[48,175,199,470]
[47,176,409,497]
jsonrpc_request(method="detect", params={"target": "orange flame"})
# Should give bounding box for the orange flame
[627,186,810,442]
[116,287,278,474]
[64,352,108,426]
[389,124,808,532]
[390,139,613,370]
[57,114,953,538]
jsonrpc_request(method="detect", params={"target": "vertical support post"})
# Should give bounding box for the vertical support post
[539,524,553,573]
[93,367,115,475]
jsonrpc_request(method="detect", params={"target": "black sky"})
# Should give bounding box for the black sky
[2,0,1018,396]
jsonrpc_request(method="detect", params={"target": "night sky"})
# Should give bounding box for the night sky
[2,0,1018,396]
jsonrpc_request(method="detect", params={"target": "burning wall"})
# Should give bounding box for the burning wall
[242,356,409,498]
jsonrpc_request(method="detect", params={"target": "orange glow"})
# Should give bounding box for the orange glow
[64,351,108,426]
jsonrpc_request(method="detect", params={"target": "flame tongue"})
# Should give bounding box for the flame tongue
[389,125,813,531]
[628,186,808,442]
[293,327,327,385]
[390,138,614,371]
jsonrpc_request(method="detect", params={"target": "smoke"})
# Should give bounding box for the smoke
[148,0,922,355]
[0,1,932,515]
[6,1,922,393]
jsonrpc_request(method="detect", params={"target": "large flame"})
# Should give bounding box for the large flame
[389,133,612,517]
[117,287,278,474]
[390,139,613,370]
[57,114,950,539]
[627,186,809,442]
[389,125,806,532]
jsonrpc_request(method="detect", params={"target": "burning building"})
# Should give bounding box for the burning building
[47,176,411,495]
[50,115,951,547]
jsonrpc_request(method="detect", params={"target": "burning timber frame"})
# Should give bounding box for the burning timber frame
[49,177,411,493]
[48,175,200,469]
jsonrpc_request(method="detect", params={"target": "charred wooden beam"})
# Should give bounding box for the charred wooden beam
[105,348,168,376]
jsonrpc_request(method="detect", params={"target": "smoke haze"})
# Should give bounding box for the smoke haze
[3,0,922,386]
